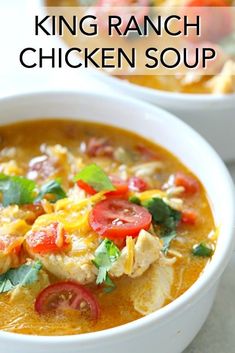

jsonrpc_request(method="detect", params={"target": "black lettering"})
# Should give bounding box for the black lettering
[19,48,36,68]
[109,16,122,35]
[59,16,77,36]
[39,48,55,68]
[118,48,136,68]
[65,48,82,68]
[80,15,98,36]
[165,15,181,36]
[35,16,51,35]
[161,48,180,68]
[145,48,159,68]
[184,47,199,68]
[143,16,161,36]
[184,15,200,36]
[123,16,142,36]
[202,47,216,68]
[84,48,100,68]
[101,48,115,68]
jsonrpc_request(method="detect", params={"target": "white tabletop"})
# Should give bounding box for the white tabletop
[0,1,235,352]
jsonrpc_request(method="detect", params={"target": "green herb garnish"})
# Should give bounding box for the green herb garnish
[93,239,120,292]
[0,174,36,207]
[142,197,181,254]
[143,198,181,231]
[0,261,42,293]
[192,243,213,257]
[129,195,141,205]
[0,174,66,207]
[74,164,115,193]
[36,179,66,203]
[161,231,177,254]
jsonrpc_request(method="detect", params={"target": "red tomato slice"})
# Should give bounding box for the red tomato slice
[89,198,152,239]
[106,175,129,196]
[184,0,232,43]
[26,222,68,254]
[128,176,149,192]
[174,172,200,195]
[77,175,129,197]
[181,209,197,225]
[77,180,97,195]
[35,281,100,320]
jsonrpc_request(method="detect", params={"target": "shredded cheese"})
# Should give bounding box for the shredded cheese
[124,236,135,275]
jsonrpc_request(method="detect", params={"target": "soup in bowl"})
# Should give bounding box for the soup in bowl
[0,91,234,353]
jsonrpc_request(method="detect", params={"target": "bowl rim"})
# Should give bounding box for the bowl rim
[0,90,234,345]
[90,69,235,104]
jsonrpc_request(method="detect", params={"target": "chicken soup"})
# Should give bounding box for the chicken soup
[0,119,216,335]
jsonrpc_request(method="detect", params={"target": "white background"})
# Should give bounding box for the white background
[0,1,235,352]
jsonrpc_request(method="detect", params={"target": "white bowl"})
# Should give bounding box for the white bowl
[90,71,235,162]
[0,91,234,353]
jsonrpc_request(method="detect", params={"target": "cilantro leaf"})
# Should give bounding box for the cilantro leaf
[74,164,115,192]
[129,195,141,205]
[142,198,181,254]
[35,179,66,203]
[103,275,116,293]
[192,243,213,257]
[93,239,120,291]
[0,174,36,207]
[161,231,177,254]
[143,198,181,231]
[0,261,42,293]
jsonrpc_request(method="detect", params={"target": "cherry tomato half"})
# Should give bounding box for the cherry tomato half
[77,175,129,196]
[174,172,200,195]
[106,175,129,196]
[89,198,152,239]
[35,281,100,321]
[26,222,68,254]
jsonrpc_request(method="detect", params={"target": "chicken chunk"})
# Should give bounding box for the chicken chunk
[0,206,32,274]
[110,230,161,278]
[27,233,99,285]
[27,228,160,284]
[129,260,174,315]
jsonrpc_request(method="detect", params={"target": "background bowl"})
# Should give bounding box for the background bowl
[38,0,235,161]
[90,71,235,162]
[0,91,234,353]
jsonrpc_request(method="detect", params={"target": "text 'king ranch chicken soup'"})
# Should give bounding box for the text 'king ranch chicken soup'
[46,0,235,94]
[0,120,216,335]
